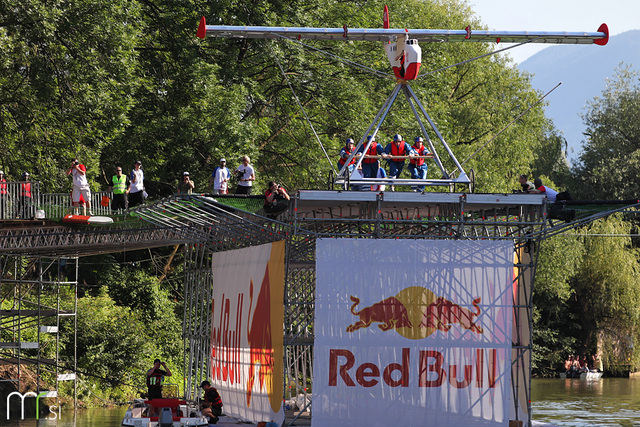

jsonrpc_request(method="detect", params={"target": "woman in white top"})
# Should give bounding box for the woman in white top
[129,160,145,207]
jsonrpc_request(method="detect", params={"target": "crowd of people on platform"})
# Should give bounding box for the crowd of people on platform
[563,354,603,377]
[337,134,431,192]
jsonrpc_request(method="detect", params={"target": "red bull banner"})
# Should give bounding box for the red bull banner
[210,241,285,425]
[314,239,514,427]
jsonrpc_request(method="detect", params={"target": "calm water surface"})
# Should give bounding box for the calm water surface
[3,378,640,426]
[0,407,126,427]
[532,377,640,426]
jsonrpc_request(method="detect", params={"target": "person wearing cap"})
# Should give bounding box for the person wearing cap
[109,166,130,212]
[129,160,145,208]
[337,138,358,174]
[200,380,223,424]
[66,158,92,216]
[383,134,413,189]
[17,172,33,219]
[0,171,8,219]
[208,158,230,195]
[358,135,384,179]
[146,358,171,400]
[408,136,429,192]
[235,155,255,195]
[177,171,195,195]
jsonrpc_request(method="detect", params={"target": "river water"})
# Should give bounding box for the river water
[2,378,640,426]
[531,377,640,426]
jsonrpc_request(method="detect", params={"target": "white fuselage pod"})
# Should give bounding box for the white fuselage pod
[385,35,421,80]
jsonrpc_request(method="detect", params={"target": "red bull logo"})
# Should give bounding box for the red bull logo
[346,286,483,339]
[328,347,498,389]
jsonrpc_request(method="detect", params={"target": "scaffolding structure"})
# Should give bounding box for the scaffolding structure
[133,191,596,425]
[1,191,638,425]
[0,255,78,416]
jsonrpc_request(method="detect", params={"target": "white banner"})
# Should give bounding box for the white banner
[313,239,514,427]
[210,241,285,425]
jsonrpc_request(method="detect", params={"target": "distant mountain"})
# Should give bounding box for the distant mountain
[518,30,640,163]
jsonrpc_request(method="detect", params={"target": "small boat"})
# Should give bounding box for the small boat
[559,371,603,380]
[121,398,209,427]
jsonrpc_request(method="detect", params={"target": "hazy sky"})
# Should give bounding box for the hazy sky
[470,0,640,63]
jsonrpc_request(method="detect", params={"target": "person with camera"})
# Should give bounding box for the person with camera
[177,171,195,194]
[235,156,255,195]
[66,158,92,216]
[146,358,172,400]
[264,181,290,218]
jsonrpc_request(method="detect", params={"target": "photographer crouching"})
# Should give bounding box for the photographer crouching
[264,181,290,219]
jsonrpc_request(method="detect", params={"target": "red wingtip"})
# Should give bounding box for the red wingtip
[594,23,609,46]
[197,16,206,39]
[383,5,389,29]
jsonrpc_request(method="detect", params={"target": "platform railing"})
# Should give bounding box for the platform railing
[0,181,119,220]
[0,181,41,220]
[40,191,116,219]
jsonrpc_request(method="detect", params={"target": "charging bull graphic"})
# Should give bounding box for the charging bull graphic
[419,297,484,334]
[346,296,413,332]
[346,286,484,340]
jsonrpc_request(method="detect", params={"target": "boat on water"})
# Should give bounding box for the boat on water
[121,398,209,427]
[559,371,603,380]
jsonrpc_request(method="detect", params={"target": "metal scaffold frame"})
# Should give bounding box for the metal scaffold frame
[1,192,637,425]
[139,192,551,425]
[0,255,78,416]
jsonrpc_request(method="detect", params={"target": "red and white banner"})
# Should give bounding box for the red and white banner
[313,239,514,427]
[210,241,285,425]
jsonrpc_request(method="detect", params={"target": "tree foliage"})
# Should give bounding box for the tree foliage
[573,65,640,200]
[0,0,552,195]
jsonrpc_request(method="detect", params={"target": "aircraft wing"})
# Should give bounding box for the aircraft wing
[197,17,609,46]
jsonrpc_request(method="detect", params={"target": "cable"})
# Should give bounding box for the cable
[267,41,338,175]
[452,82,563,176]
[270,33,395,80]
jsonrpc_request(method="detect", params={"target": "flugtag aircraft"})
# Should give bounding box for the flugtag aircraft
[197,7,609,190]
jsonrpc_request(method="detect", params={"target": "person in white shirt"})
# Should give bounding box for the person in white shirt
[208,158,230,194]
[129,160,145,208]
[235,156,255,195]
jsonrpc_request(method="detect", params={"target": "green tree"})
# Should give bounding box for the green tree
[573,65,640,200]
[532,233,583,375]
[572,216,640,367]
[0,0,142,190]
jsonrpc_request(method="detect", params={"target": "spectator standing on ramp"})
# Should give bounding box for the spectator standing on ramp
[0,171,8,219]
[66,158,92,216]
[208,158,230,194]
[110,166,129,212]
[235,156,255,195]
[177,171,195,194]
[129,160,145,208]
